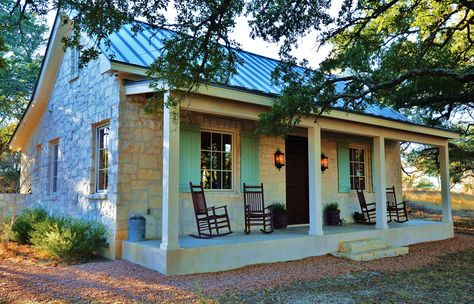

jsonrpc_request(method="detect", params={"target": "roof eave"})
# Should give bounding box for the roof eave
[9,14,72,151]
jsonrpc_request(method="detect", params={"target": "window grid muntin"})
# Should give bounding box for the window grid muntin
[96,125,110,192]
[200,131,233,190]
[349,147,366,191]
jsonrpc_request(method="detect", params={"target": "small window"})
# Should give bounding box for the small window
[349,147,366,190]
[200,131,232,190]
[70,48,79,79]
[95,124,110,192]
[48,141,59,193]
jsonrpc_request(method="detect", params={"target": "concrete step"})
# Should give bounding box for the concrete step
[332,246,409,261]
[338,238,388,253]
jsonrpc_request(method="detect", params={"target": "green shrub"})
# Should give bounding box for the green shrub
[31,217,108,263]
[10,208,48,244]
[271,202,287,215]
[324,202,339,213]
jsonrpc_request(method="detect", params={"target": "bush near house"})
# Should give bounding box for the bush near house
[10,208,48,244]
[4,208,108,263]
[31,216,108,263]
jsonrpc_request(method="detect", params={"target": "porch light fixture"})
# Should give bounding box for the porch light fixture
[321,153,329,172]
[274,148,285,171]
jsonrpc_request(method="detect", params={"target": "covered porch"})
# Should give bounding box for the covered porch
[121,84,458,274]
[122,220,453,275]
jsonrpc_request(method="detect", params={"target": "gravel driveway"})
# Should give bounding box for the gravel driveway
[1,234,474,303]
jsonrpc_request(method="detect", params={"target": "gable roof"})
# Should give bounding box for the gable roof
[101,22,412,123]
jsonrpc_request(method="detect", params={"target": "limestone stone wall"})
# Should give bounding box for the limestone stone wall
[0,194,30,222]
[20,50,120,259]
[115,94,163,257]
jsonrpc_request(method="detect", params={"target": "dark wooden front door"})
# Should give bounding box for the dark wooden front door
[285,136,309,225]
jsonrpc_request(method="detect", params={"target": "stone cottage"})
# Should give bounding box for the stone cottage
[8,15,458,274]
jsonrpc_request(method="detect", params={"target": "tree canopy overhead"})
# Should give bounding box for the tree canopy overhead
[6,0,474,182]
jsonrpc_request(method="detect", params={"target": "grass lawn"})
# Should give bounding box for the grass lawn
[215,249,474,304]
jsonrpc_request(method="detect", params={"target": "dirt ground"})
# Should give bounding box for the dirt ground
[1,234,474,303]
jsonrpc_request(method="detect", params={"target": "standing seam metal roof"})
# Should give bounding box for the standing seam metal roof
[101,22,412,123]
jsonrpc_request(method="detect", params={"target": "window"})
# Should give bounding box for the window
[48,141,59,193]
[70,48,79,79]
[200,131,232,190]
[349,147,366,190]
[95,124,110,192]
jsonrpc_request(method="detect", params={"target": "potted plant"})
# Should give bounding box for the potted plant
[324,202,341,226]
[271,202,288,229]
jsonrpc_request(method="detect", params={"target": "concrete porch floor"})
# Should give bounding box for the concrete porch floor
[122,220,454,275]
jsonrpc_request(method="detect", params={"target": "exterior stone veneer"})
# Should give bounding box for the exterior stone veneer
[20,50,121,259]
[17,50,402,259]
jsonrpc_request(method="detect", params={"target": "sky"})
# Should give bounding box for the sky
[46,0,343,69]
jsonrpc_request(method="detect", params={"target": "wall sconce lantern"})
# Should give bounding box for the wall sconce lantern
[321,153,329,172]
[274,148,285,171]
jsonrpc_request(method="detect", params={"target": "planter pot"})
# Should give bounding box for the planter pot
[324,210,341,226]
[273,213,288,229]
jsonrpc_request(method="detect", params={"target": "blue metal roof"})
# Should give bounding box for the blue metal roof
[102,23,412,123]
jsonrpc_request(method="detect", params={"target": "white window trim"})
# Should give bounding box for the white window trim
[48,140,59,194]
[95,124,110,193]
[200,128,235,192]
[349,144,368,191]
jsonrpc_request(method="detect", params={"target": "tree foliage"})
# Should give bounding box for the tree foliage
[6,0,474,182]
[0,0,47,192]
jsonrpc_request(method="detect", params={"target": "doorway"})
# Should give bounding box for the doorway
[285,136,309,225]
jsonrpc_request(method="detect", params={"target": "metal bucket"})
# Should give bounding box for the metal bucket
[128,215,146,241]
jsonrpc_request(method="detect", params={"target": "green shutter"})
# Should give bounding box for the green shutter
[337,143,351,192]
[240,131,260,189]
[179,124,201,192]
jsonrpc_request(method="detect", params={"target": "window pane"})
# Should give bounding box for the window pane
[211,133,222,151]
[99,129,105,149]
[99,150,108,170]
[201,169,211,189]
[357,177,365,190]
[98,170,106,190]
[211,171,221,189]
[355,149,364,162]
[223,134,232,152]
[223,172,232,189]
[355,163,365,177]
[224,152,232,170]
[211,152,222,170]
[201,152,211,169]
[201,132,211,150]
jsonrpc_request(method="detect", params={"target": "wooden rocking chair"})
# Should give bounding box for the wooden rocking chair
[386,186,409,223]
[189,183,232,239]
[355,185,376,224]
[243,183,273,234]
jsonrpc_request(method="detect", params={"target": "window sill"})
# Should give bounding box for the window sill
[88,193,108,201]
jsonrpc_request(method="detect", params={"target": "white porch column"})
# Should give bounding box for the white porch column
[161,91,180,250]
[308,125,324,236]
[373,136,388,229]
[439,143,452,223]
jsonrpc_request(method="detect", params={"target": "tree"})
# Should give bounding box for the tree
[7,0,474,181]
[0,0,47,192]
